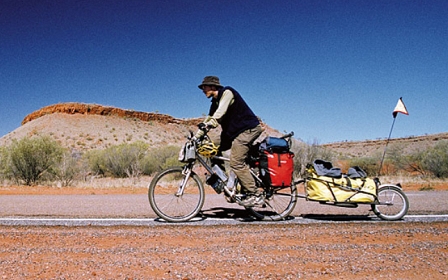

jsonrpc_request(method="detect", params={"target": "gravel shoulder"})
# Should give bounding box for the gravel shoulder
[1,186,447,279]
[1,223,447,279]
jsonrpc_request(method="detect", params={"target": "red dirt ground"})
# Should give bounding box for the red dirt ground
[1,184,447,279]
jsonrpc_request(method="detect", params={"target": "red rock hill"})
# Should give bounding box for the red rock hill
[22,103,201,126]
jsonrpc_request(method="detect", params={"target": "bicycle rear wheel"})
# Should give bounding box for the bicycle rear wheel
[248,183,298,221]
[371,185,409,221]
[148,167,205,222]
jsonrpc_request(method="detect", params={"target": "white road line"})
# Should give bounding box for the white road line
[0,217,228,222]
[1,215,448,222]
[406,214,448,218]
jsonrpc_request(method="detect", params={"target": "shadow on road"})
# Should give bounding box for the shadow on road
[152,208,374,223]
[301,214,373,221]
[200,207,250,219]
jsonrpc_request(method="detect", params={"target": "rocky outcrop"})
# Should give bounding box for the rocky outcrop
[22,103,202,126]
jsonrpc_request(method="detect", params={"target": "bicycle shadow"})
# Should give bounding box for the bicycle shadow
[199,207,296,222]
[199,207,251,220]
[300,214,373,221]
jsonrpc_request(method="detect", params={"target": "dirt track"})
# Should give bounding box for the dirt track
[0,223,447,279]
[1,187,448,279]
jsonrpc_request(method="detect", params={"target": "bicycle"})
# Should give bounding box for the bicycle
[148,131,409,223]
[148,131,297,222]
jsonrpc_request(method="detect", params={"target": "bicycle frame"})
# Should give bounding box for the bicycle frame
[184,150,260,201]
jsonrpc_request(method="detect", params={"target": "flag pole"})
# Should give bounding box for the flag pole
[378,97,408,176]
[377,115,396,176]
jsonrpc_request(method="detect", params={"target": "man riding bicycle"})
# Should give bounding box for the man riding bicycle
[195,76,264,207]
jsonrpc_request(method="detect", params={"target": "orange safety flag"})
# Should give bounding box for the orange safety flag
[393,97,409,118]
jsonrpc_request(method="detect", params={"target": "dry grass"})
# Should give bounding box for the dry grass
[378,175,448,191]
[1,174,447,196]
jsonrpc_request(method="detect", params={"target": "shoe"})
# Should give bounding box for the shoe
[239,195,265,207]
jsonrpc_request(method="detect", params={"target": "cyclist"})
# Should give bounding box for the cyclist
[195,76,264,207]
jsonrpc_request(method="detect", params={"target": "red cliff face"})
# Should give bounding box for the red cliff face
[22,103,201,126]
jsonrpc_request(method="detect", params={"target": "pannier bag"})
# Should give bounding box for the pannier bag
[258,136,294,187]
[306,160,377,203]
[259,136,289,153]
[259,151,294,187]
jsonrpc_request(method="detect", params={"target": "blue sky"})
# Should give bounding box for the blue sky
[1,0,447,144]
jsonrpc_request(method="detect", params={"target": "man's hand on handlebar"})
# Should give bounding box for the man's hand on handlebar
[194,117,218,141]
[194,123,210,141]
[197,122,208,131]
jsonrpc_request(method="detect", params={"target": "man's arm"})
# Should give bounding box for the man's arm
[205,89,234,128]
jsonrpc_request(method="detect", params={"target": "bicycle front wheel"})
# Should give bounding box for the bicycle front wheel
[148,167,205,222]
[371,185,409,221]
[248,183,298,221]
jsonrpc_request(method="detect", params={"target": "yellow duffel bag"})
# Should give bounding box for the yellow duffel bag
[306,161,377,203]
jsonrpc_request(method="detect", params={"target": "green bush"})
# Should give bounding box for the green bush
[51,151,81,187]
[421,140,448,178]
[0,146,7,179]
[102,141,149,178]
[384,144,407,174]
[402,150,428,176]
[348,156,380,177]
[82,149,107,176]
[143,145,180,175]
[81,143,179,178]
[6,136,65,185]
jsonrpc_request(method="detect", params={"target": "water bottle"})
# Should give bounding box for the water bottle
[226,170,236,191]
[212,165,227,181]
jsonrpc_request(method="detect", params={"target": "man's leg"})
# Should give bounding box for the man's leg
[230,125,262,194]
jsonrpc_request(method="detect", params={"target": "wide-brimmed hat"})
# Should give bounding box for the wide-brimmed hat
[198,76,223,89]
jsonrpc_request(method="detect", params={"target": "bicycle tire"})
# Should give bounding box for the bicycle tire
[371,185,409,221]
[148,167,205,222]
[248,183,298,221]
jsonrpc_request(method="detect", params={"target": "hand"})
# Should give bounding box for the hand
[197,122,208,131]
[194,129,205,140]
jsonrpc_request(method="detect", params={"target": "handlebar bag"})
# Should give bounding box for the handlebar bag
[178,142,196,163]
[259,151,294,187]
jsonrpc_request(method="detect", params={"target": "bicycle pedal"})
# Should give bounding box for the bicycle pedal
[224,196,236,203]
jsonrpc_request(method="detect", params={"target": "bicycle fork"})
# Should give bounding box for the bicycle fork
[176,165,193,197]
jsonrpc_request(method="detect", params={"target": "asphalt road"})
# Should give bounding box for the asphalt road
[0,191,447,225]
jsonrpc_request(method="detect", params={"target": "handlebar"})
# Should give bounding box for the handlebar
[280,131,294,139]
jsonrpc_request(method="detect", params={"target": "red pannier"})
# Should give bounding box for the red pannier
[259,151,294,187]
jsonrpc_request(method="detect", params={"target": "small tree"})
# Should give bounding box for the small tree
[403,150,428,177]
[102,141,149,178]
[348,156,380,177]
[143,145,180,175]
[0,146,7,180]
[384,143,407,175]
[83,149,107,177]
[51,151,80,187]
[422,141,448,178]
[7,136,64,185]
